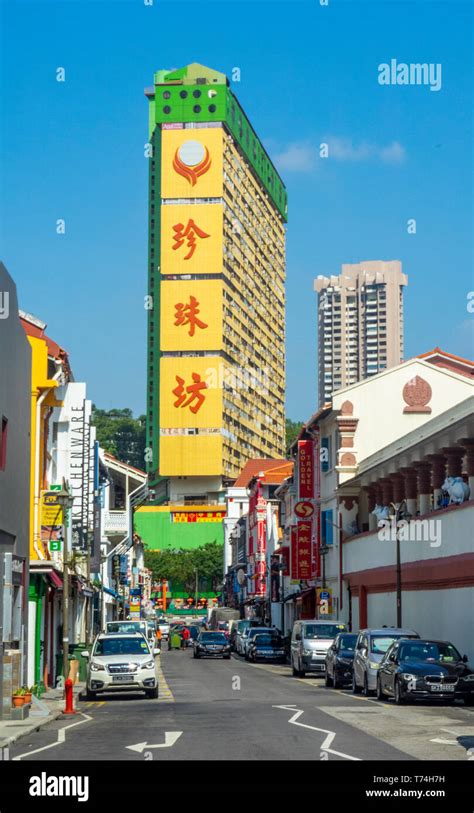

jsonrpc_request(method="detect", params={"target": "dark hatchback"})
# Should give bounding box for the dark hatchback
[325,633,358,688]
[193,632,231,659]
[377,638,474,705]
[247,633,286,663]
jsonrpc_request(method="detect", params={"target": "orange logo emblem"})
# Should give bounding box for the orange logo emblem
[173,140,212,186]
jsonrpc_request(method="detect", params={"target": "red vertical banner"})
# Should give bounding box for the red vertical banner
[297,521,312,579]
[298,440,314,499]
[290,526,298,579]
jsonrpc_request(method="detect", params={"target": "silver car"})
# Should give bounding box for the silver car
[352,628,419,696]
[82,633,160,700]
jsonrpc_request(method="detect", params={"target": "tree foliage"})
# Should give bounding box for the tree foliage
[144,542,224,593]
[285,418,304,452]
[92,406,146,470]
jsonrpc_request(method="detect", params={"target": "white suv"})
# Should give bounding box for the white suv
[82,633,160,700]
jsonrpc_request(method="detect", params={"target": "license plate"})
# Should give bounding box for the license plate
[112,675,134,683]
[430,684,455,692]
[314,664,325,671]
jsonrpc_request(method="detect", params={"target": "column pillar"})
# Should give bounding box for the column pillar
[380,478,394,508]
[368,484,378,531]
[459,438,474,496]
[441,446,466,478]
[399,467,418,516]
[427,453,446,509]
[390,474,405,505]
[414,461,433,515]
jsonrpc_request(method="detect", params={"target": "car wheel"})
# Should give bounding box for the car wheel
[352,672,362,694]
[146,687,159,699]
[394,678,405,705]
[86,688,97,701]
[224,655,231,660]
[376,676,385,701]
[325,669,333,687]
[464,695,474,706]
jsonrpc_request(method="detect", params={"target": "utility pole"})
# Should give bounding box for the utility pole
[194,569,198,618]
[56,482,74,683]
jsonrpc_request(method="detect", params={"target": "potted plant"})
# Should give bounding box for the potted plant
[23,687,33,704]
[12,689,25,707]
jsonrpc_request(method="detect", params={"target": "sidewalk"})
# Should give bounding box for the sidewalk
[0,682,86,751]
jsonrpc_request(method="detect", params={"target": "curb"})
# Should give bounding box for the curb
[0,686,85,750]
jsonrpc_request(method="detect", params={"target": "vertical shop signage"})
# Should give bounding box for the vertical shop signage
[298,440,314,499]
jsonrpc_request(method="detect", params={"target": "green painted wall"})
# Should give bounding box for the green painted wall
[134,510,224,551]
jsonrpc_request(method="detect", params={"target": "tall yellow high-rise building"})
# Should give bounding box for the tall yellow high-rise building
[144,63,287,505]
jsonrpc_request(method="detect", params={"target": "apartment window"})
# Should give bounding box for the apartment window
[0,416,7,470]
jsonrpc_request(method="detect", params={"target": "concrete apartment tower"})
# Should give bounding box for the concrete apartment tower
[314,260,408,405]
[144,63,287,506]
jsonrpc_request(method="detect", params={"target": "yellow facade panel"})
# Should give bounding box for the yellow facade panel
[160,355,223,429]
[161,203,223,276]
[161,128,223,199]
[160,279,223,352]
[159,434,223,476]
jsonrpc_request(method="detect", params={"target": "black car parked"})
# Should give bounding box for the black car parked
[377,638,474,705]
[193,631,231,659]
[247,633,286,663]
[325,633,358,688]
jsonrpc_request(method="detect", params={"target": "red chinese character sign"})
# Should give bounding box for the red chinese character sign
[298,440,314,499]
[172,219,210,260]
[174,296,209,336]
[172,372,208,414]
[296,521,312,580]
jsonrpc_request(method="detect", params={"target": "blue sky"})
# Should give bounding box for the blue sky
[1,0,473,422]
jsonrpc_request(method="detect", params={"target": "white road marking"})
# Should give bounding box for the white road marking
[13,712,93,760]
[273,704,360,761]
[430,737,458,745]
[126,731,183,753]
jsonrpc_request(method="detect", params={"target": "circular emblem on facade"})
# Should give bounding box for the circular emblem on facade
[294,501,315,518]
[173,139,212,186]
[402,375,432,413]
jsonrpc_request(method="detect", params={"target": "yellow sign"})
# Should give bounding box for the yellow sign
[161,128,224,199]
[41,492,63,527]
[159,434,223,476]
[160,279,222,352]
[160,203,223,275]
[159,356,223,429]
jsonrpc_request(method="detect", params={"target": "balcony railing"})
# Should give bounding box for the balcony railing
[103,510,128,535]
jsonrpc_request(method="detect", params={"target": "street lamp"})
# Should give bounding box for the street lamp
[55,481,74,683]
[388,499,412,627]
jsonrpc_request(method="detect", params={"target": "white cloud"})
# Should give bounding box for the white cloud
[273,141,317,172]
[273,137,406,172]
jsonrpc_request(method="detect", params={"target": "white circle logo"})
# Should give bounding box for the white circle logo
[178,140,206,167]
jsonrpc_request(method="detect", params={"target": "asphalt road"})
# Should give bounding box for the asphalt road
[9,650,474,762]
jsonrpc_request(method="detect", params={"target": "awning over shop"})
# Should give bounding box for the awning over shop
[103,586,120,599]
[48,571,63,590]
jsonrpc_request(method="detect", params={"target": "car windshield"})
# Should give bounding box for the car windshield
[399,642,461,663]
[303,624,347,640]
[370,635,406,654]
[200,633,227,644]
[107,622,145,634]
[248,628,273,640]
[94,637,151,656]
[253,635,283,647]
[338,634,357,650]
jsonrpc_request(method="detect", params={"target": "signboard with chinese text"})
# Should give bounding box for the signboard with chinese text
[161,203,223,276]
[171,510,225,523]
[160,279,223,352]
[296,521,312,580]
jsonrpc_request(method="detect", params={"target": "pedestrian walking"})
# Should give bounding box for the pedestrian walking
[181,626,191,650]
